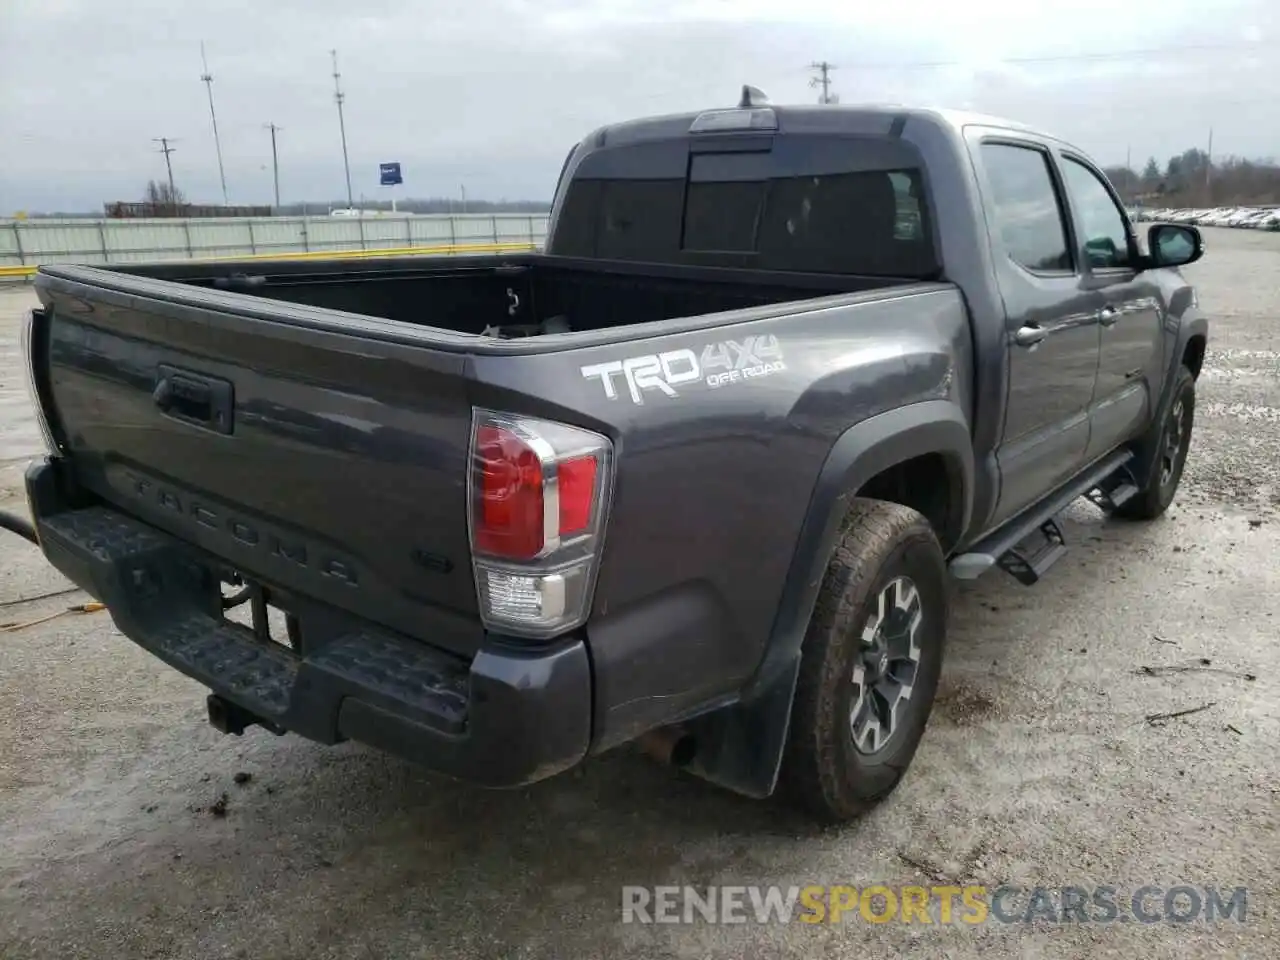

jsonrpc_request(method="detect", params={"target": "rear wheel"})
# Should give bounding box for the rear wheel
[1116,366,1196,521]
[778,498,948,824]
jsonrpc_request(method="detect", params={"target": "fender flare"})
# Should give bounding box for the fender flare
[752,398,973,695]
[680,400,973,798]
[1162,313,1209,408]
[1133,313,1209,486]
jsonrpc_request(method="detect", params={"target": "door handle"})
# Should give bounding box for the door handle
[153,365,235,435]
[1014,324,1049,347]
[1097,305,1119,326]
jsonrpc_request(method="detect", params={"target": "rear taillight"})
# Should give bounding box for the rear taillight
[468,409,613,639]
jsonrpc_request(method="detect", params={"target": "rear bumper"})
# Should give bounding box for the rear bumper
[25,459,592,788]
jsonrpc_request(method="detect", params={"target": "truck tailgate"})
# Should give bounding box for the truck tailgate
[37,273,484,656]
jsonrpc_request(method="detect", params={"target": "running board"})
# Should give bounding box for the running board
[1085,463,1139,512]
[996,517,1067,586]
[949,449,1135,582]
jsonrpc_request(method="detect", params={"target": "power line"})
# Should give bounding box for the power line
[593,40,1267,112]
[152,137,179,212]
[330,49,354,211]
[526,38,1271,129]
[809,61,837,104]
[841,41,1268,71]
[199,42,229,205]
[264,123,283,210]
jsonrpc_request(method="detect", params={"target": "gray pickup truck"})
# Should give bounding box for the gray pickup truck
[21,91,1207,822]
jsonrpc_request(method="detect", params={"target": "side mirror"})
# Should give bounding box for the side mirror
[1146,223,1204,269]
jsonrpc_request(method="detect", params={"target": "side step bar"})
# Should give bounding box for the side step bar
[1085,462,1140,512]
[950,449,1135,583]
[996,517,1066,586]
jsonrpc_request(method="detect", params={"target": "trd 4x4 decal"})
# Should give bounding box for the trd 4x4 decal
[580,335,786,405]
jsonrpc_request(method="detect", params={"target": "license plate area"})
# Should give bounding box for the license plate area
[221,575,300,654]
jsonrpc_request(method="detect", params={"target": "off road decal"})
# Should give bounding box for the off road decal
[580,334,786,405]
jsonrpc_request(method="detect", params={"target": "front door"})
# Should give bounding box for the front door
[971,137,1102,527]
[1056,153,1166,461]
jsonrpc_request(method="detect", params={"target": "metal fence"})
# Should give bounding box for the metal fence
[0,213,551,277]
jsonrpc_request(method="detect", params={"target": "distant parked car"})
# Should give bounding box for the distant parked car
[1134,206,1278,230]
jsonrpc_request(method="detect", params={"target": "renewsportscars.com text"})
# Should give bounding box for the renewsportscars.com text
[620,884,1248,925]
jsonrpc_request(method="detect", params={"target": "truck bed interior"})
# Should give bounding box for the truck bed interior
[105,255,923,338]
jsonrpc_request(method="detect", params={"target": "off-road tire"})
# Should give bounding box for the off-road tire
[1116,365,1196,521]
[778,498,948,824]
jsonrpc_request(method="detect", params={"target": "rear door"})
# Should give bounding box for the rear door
[970,136,1101,526]
[1055,153,1165,460]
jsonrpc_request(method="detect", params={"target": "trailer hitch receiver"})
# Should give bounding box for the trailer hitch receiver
[206,694,285,737]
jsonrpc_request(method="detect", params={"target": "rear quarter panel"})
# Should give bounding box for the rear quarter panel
[468,284,973,749]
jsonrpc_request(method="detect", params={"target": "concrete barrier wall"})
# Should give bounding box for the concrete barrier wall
[0,213,551,277]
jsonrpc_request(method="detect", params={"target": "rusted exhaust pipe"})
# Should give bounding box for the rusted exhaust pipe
[636,726,696,768]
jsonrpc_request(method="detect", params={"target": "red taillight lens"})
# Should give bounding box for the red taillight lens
[475,424,545,560]
[469,409,613,638]
[472,424,603,560]
[557,455,598,535]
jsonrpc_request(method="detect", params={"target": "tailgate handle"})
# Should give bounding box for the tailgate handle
[153,365,234,435]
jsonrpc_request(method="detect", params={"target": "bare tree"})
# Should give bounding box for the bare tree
[144,179,186,208]
[1104,149,1280,207]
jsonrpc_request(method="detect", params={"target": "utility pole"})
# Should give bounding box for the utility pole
[809,61,838,104]
[153,137,179,214]
[460,184,467,214]
[331,49,355,211]
[264,123,282,210]
[200,42,229,205]
[1125,144,1132,203]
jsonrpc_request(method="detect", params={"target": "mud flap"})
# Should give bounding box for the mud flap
[679,656,801,799]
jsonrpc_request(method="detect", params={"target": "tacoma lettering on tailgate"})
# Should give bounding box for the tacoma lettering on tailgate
[116,468,360,587]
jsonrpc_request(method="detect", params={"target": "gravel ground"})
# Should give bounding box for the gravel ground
[1,230,1278,959]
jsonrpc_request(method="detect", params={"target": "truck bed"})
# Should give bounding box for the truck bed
[101,253,912,338]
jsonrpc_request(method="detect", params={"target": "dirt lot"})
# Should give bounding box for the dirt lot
[2,232,1278,959]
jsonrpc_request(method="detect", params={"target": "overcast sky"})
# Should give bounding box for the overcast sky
[1,0,1275,212]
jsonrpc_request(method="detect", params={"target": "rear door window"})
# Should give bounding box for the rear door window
[979,143,1073,273]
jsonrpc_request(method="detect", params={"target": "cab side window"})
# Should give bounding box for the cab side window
[1060,157,1132,269]
[979,143,1072,273]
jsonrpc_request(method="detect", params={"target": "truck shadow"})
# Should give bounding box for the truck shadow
[225,512,1167,916]
[23,499,1204,955]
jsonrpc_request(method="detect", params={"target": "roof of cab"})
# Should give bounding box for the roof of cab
[583,101,1057,149]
